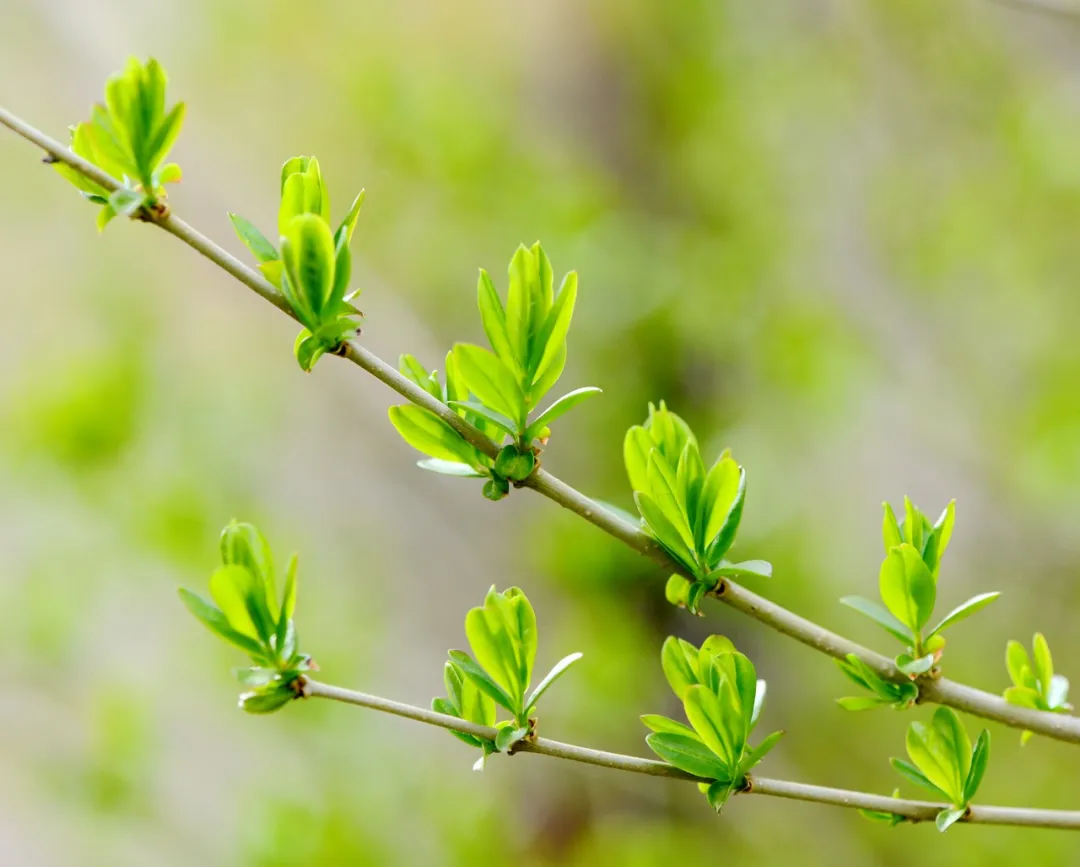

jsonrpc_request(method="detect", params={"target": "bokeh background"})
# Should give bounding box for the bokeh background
[4,1,1080,864]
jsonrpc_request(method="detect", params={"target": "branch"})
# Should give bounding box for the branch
[3,104,1079,744]
[302,679,1080,830]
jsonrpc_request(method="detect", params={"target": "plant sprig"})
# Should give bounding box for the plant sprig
[178,521,311,713]
[643,636,783,812]
[624,402,771,613]
[1004,633,1073,744]
[434,586,582,768]
[840,499,999,684]
[54,57,185,229]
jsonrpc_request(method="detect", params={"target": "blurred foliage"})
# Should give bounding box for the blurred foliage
[5,1,1080,865]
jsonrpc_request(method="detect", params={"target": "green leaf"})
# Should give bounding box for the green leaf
[1033,633,1054,695]
[646,452,696,554]
[645,733,729,781]
[494,724,530,753]
[903,496,924,553]
[530,271,578,388]
[432,698,487,749]
[624,426,654,494]
[925,500,956,578]
[837,696,891,711]
[452,344,526,427]
[684,684,737,768]
[417,459,484,477]
[447,400,518,438]
[634,491,698,571]
[229,213,278,263]
[240,686,295,714]
[927,592,1000,638]
[660,636,700,699]
[464,606,521,706]
[388,405,478,466]
[933,707,972,789]
[504,245,536,370]
[234,667,277,688]
[525,387,602,441]
[1003,686,1043,710]
[839,595,913,644]
[699,455,741,550]
[220,521,276,616]
[526,652,583,713]
[1006,640,1033,689]
[447,650,516,713]
[882,502,903,552]
[906,715,964,804]
[964,730,990,803]
[177,588,266,658]
[336,189,365,244]
[145,101,185,172]
[281,214,336,321]
[890,757,950,800]
[709,560,772,580]
[738,730,784,777]
[477,269,519,375]
[640,715,701,739]
[895,653,935,676]
[208,564,268,644]
[879,544,936,632]
[936,807,966,833]
[276,552,298,653]
[704,780,737,813]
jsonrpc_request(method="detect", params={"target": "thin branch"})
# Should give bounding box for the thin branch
[302,679,1080,830]
[4,104,1080,745]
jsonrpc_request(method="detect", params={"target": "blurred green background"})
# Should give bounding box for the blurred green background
[4,0,1080,864]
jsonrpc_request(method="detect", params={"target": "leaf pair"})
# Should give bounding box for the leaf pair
[436,586,582,766]
[643,636,783,813]
[178,521,309,714]
[55,57,184,230]
[229,156,365,370]
[1004,633,1072,744]
[834,654,918,711]
[889,707,989,832]
[841,500,998,679]
[624,403,770,611]
[469,243,601,444]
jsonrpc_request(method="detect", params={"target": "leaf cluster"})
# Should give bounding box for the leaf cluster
[390,243,600,499]
[841,499,998,682]
[432,586,582,768]
[1004,633,1072,744]
[178,521,310,713]
[624,402,770,612]
[229,157,365,370]
[889,708,990,832]
[54,57,184,229]
[643,636,783,812]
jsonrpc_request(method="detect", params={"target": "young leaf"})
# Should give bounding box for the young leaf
[935,807,967,833]
[388,405,479,466]
[525,652,583,713]
[661,636,700,699]
[447,400,518,439]
[684,684,737,768]
[1033,633,1054,697]
[229,213,278,263]
[879,544,936,632]
[417,459,485,477]
[281,214,336,321]
[906,721,962,803]
[839,595,913,644]
[634,491,698,570]
[738,730,784,776]
[964,730,990,804]
[1006,640,1032,689]
[837,696,891,711]
[452,344,526,427]
[709,560,772,580]
[889,757,950,800]
[927,592,1000,638]
[640,715,701,739]
[524,387,602,440]
[447,650,515,713]
[645,732,730,781]
[882,502,903,551]
[177,588,265,658]
[530,271,578,387]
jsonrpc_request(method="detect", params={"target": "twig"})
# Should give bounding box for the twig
[303,679,1080,829]
[3,103,1079,744]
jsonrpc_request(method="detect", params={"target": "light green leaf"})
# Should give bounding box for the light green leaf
[882,502,903,551]
[646,452,696,554]
[336,189,365,244]
[634,491,698,571]
[281,214,336,321]
[229,213,278,263]
[903,496,923,553]
[177,588,266,658]
[1033,633,1054,695]
[624,426,654,494]
[209,564,268,644]
[452,343,526,426]
[525,387,602,441]
[464,605,520,704]
[709,560,772,580]
[645,732,729,781]
[964,730,990,804]
[837,696,891,711]
[699,455,741,549]
[890,757,950,800]
[276,552,298,652]
[530,271,577,387]
[640,715,701,739]
[927,592,1000,638]
[108,187,146,217]
[477,268,518,375]
[839,595,913,643]
[1006,640,1032,689]
[684,684,737,769]
[388,405,478,466]
[879,544,936,632]
[738,730,784,777]
[660,636,700,699]
[447,650,515,713]
[526,652,583,713]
